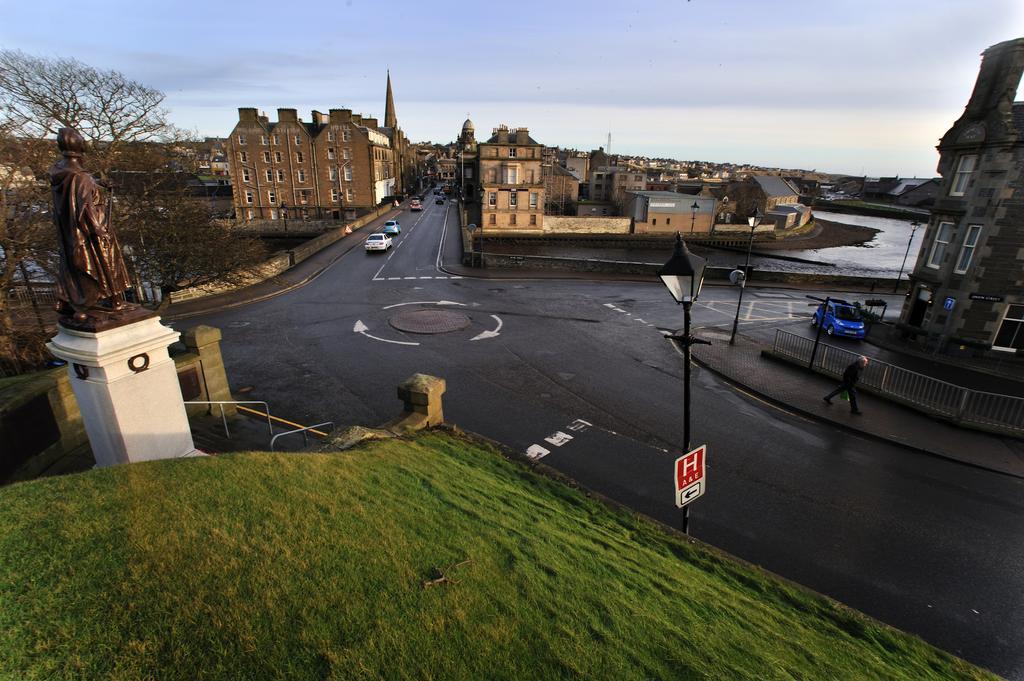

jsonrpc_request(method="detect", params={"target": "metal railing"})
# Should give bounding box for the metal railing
[185,400,273,440]
[772,329,1024,435]
[270,422,334,451]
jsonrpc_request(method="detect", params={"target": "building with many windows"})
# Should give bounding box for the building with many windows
[478,125,545,232]
[226,74,411,221]
[901,38,1024,357]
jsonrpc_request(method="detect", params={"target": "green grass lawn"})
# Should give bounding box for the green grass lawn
[0,432,995,680]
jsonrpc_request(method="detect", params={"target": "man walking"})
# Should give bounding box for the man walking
[824,356,868,415]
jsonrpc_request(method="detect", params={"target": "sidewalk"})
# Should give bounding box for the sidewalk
[691,327,1024,479]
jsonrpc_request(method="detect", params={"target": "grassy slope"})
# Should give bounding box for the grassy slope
[0,432,995,680]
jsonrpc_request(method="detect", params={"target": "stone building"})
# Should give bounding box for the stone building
[901,38,1024,357]
[227,74,411,221]
[544,164,580,214]
[479,125,545,231]
[627,192,716,234]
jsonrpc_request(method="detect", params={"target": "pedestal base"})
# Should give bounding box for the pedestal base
[48,316,199,468]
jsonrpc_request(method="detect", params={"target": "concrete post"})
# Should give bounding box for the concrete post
[182,325,234,413]
[396,374,446,427]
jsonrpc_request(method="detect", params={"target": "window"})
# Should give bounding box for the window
[297,168,306,182]
[950,155,977,196]
[244,190,253,204]
[237,134,247,145]
[510,213,517,226]
[927,222,954,268]
[489,213,496,225]
[294,135,302,145]
[267,190,277,204]
[505,167,518,184]
[239,151,248,163]
[652,218,657,226]
[346,188,353,202]
[272,134,280,145]
[527,170,535,182]
[954,225,982,274]
[296,151,304,163]
[488,192,497,206]
[529,192,538,208]
[241,168,250,182]
[260,135,268,145]
[327,130,336,142]
[342,128,351,142]
[331,188,340,203]
[344,166,352,181]
[343,148,351,160]
[487,169,497,182]
[276,169,285,182]
[329,166,337,180]
[262,151,271,163]
[509,147,517,158]
[274,151,283,163]
[328,148,336,160]
[509,191,518,207]
[666,218,671,225]
[265,169,273,182]
[246,209,254,220]
[529,214,537,225]
[993,305,1024,351]
[298,190,308,204]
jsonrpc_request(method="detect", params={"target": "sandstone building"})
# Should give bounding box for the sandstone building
[478,125,545,231]
[227,74,413,221]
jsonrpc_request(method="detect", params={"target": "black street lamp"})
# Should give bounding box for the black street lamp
[281,202,289,233]
[729,208,763,345]
[690,200,699,233]
[895,220,920,293]
[658,233,708,534]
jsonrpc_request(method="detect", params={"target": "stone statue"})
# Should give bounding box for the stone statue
[50,127,140,329]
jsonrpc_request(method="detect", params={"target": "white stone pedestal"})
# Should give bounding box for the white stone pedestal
[47,315,200,467]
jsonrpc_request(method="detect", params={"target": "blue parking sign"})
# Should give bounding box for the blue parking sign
[944,297,955,311]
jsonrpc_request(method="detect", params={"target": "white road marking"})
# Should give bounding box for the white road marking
[470,314,503,341]
[544,431,573,447]
[525,444,550,460]
[352,320,420,346]
[566,419,592,432]
[382,300,466,309]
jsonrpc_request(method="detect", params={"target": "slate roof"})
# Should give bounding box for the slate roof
[753,175,800,198]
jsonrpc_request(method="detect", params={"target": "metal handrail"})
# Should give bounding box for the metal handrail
[184,400,273,440]
[270,422,334,451]
[772,329,1024,434]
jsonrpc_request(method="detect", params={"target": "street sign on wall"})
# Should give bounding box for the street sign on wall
[675,445,707,508]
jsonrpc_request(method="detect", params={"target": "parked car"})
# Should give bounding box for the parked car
[364,233,392,252]
[382,220,401,235]
[812,299,866,339]
[410,199,422,211]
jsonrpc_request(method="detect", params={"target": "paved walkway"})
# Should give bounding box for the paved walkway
[692,327,1024,478]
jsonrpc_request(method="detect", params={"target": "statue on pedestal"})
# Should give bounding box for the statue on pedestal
[50,127,149,330]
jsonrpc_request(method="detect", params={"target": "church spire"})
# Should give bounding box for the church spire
[384,70,397,128]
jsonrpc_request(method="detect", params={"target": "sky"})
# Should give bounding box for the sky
[2,0,1023,177]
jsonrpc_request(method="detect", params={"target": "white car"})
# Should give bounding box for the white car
[364,232,392,252]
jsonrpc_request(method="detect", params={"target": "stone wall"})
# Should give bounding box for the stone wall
[542,216,631,234]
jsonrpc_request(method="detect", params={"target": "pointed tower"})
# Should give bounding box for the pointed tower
[384,70,397,129]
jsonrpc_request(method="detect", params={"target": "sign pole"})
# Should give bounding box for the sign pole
[682,299,692,535]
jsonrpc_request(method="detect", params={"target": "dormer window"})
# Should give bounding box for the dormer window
[950,154,977,196]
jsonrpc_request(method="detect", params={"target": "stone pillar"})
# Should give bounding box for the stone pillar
[182,325,234,413]
[396,374,446,427]
[47,316,199,467]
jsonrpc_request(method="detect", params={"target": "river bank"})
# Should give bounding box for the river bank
[752,218,880,251]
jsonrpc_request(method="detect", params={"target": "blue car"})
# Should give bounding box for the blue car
[382,220,401,236]
[812,300,866,339]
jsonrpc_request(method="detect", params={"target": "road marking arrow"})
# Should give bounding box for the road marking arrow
[353,320,420,346]
[470,314,503,341]
[382,300,467,309]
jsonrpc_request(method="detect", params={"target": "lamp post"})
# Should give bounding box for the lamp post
[729,208,762,345]
[690,200,699,233]
[658,233,708,535]
[895,220,920,293]
[281,202,288,233]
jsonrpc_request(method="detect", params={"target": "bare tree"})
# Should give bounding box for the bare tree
[0,52,264,374]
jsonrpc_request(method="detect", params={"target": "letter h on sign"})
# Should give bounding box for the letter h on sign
[675,445,707,509]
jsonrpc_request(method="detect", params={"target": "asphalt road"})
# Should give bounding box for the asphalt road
[174,196,1024,679]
